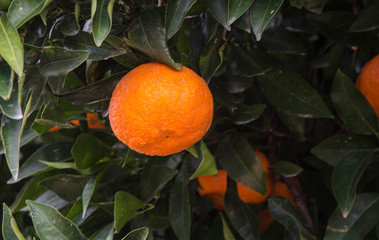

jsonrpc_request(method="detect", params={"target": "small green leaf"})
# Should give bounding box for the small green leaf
[189,141,218,179]
[91,0,115,46]
[165,0,196,39]
[350,0,379,32]
[268,196,316,239]
[2,203,26,240]
[0,89,22,119]
[121,227,149,240]
[227,0,255,25]
[271,161,303,177]
[38,161,75,169]
[140,158,178,202]
[0,12,24,76]
[250,0,284,41]
[90,223,113,240]
[0,63,13,100]
[39,47,89,77]
[232,104,266,125]
[82,171,104,218]
[258,67,333,118]
[114,191,147,232]
[332,152,371,218]
[324,193,379,240]
[169,162,190,240]
[60,14,80,36]
[331,69,379,136]
[72,133,111,170]
[26,200,87,240]
[7,0,51,29]
[220,213,236,240]
[217,133,266,194]
[124,9,182,71]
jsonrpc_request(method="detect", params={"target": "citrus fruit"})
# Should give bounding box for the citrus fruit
[48,113,106,132]
[271,178,305,206]
[197,150,274,210]
[356,55,379,117]
[258,208,274,233]
[108,62,214,156]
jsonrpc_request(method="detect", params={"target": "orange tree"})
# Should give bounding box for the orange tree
[1,0,379,239]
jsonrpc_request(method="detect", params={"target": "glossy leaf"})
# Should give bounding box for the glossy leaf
[0,89,22,119]
[350,0,379,32]
[91,223,113,240]
[268,196,316,239]
[0,63,13,100]
[324,193,379,240]
[23,68,47,115]
[91,0,115,46]
[224,183,260,239]
[1,116,23,180]
[165,0,196,39]
[114,191,147,232]
[259,27,306,55]
[2,203,26,240]
[227,0,255,25]
[220,214,236,240]
[39,174,89,202]
[199,26,226,83]
[64,31,126,60]
[169,162,190,240]
[60,14,80,36]
[277,110,305,141]
[189,141,218,180]
[332,152,371,218]
[258,67,333,118]
[232,104,266,125]
[0,13,24,76]
[122,227,149,240]
[82,172,104,218]
[140,158,178,202]
[124,9,182,71]
[13,142,73,182]
[250,0,284,41]
[217,133,266,194]
[7,0,51,29]
[26,200,87,240]
[271,161,303,177]
[58,71,127,105]
[39,47,88,77]
[72,133,111,170]
[331,69,379,135]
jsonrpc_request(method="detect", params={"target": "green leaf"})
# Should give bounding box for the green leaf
[0,63,13,100]
[64,31,126,60]
[165,0,196,39]
[72,133,111,170]
[26,200,87,240]
[7,0,51,29]
[23,68,47,115]
[60,14,80,36]
[124,9,182,71]
[58,71,127,106]
[331,69,379,136]
[90,223,113,240]
[38,161,75,169]
[12,142,73,182]
[82,171,104,218]
[91,0,115,46]
[258,67,333,118]
[0,89,22,119]
[140,158,178,202]
[268,196,316,239]
[199,26,226,83]
[250,0,284,41]
[277,110,305,141]
[311,135,376,167]
[2,203,26,240]
[217,133,266,194]
[232,104,266,125]
[169,162,190,240]
[227,0,255,25]
[224,183,260,239]
[324,193,379,240]
[220,214,236,240]
[332,152,371,218]
[121,227,149,240]
[189,141,218,179]
[271,161,303,177]
[350,0,379,32]
[114,191,147,232]
[259,27,306,55]
[0,13,24,76]
[291,0,325,13]
[39,47,89,77]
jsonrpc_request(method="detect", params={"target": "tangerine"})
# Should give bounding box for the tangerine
[108,62,214,156]
[356,55,379,117]
[258,208,274,233]
[48,113,106,132]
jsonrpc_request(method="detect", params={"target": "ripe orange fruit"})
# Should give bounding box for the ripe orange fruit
[197,150,274,210]
[356,55,379,117]
[258,208,274,233]
[48,113,106,132]
[271,181,295,205]
[108,62,214,156]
